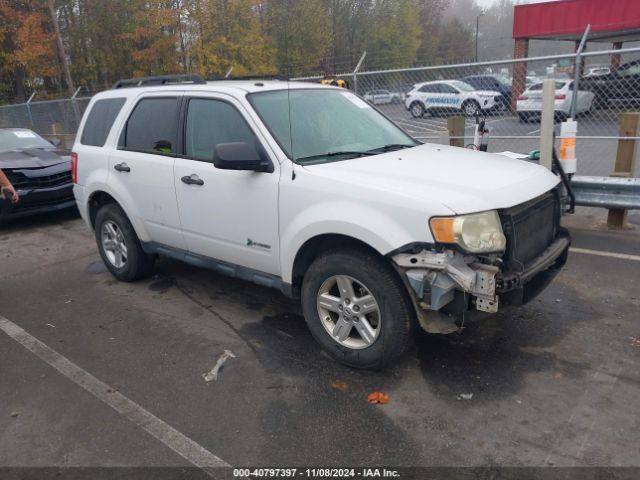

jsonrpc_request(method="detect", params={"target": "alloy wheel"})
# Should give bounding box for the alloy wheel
[101,220,128,268]
[316,275,381,349]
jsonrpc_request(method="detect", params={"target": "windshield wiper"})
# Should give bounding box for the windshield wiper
[296,151,370,163]
[366,143,415,153]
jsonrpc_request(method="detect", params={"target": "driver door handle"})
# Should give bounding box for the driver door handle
[114,162,130,172]
[181,174,204,186]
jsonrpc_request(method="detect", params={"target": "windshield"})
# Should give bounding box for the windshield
[0,129,53,153]
[449,80,474,92]
[249,88,416,164]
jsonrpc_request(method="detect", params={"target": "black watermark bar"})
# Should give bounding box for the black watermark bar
[0,468,638,480]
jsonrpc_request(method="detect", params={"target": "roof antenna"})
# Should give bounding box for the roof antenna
[287,76,296,180]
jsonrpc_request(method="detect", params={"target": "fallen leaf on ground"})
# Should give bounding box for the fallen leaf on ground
[367,391,389,404]
[457,393,473,401]
[630,336,640,347]
[330,380,348,392]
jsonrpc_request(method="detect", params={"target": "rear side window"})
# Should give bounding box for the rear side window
[419,84,438,93]
[80,98,126,147]
[122,97,178,155]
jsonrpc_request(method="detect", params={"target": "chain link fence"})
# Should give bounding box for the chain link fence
[0,92,92,147]
[1,47,639,177]
[295,47,640,178]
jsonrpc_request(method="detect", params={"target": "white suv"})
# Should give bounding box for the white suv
[73,75,570,369]
[405,80,502,118]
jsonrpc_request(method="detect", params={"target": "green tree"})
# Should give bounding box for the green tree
[325,0,375,72]
[190,0,275,77]
[366,0,420,68]
[435,18,473,63]
[266,0,331,76]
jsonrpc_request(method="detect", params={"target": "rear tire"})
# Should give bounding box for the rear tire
[462,100,480,117]
[94,203,154,282]
[301,249,415,369]
[409,102,425,118]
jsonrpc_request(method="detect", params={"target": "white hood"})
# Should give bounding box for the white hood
[303,143,559,214]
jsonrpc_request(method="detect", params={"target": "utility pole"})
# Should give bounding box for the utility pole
[46,0,75,97]
[475,12,485,63]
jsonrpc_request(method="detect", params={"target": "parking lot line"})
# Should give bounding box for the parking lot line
[569,247,640,262]
[0,315,229,471]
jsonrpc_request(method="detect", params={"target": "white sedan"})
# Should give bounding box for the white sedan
[517,80,595,122]
[405,80,502,118]
[363,89,398,105]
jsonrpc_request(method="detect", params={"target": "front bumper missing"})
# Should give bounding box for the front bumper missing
[392,232,570,333]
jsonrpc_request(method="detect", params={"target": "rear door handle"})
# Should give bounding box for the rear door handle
[181,174,204,186]
[114,162,130,172]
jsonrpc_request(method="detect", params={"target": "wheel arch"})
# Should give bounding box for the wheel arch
[289,234,385,298]
[86,189,150,242]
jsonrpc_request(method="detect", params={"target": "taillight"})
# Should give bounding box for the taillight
[518,95,528,101]
[555,94,566,100]
[71,152,78,184]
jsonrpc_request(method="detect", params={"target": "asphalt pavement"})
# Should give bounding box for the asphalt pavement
[380,104,640,177]
[1,209,639,475]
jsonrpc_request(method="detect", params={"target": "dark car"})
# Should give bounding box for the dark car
[0,128,75,223]
[462,74,512,108]
[580,60,640,108]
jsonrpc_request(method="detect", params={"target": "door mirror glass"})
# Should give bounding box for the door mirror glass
[213,142,272,172]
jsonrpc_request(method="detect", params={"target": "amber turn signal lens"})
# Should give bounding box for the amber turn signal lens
[429,217,455,243]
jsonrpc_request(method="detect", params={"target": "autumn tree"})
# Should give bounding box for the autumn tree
[121,0,182,77]
[0,0,60,99]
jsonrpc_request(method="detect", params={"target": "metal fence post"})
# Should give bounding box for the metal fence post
[71,86,83,129]
[448,116,465,148]
[570,24,590,119]
[607,112,640,228]
[26,92,36,127]
[540,79,556,170]
[352,52,366,95]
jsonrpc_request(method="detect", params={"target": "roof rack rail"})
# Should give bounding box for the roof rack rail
[207,74,290,82]
[111,74,206,89]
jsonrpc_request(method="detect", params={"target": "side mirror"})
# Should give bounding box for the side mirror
[213,142,273,173]
[50,138,62,147]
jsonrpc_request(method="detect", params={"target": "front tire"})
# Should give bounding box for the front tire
[94,203,155,282]
[301,249,414,369]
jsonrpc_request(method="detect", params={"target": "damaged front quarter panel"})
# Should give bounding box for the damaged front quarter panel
[391,248,500,334]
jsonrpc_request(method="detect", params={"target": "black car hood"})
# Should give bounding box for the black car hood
[0,148,69,169]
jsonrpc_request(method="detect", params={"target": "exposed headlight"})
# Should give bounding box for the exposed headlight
[429,211,506,253]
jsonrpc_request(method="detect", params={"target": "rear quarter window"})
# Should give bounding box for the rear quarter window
[80,98,126,147]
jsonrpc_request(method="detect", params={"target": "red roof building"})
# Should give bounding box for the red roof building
[510,0,640,108]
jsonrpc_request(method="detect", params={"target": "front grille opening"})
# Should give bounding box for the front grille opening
[6,171,72,190]
[500,192,560,272]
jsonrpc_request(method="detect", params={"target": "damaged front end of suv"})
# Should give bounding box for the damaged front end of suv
[391,189,570,334]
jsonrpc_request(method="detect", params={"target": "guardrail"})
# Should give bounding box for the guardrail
[571,176,640,210]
